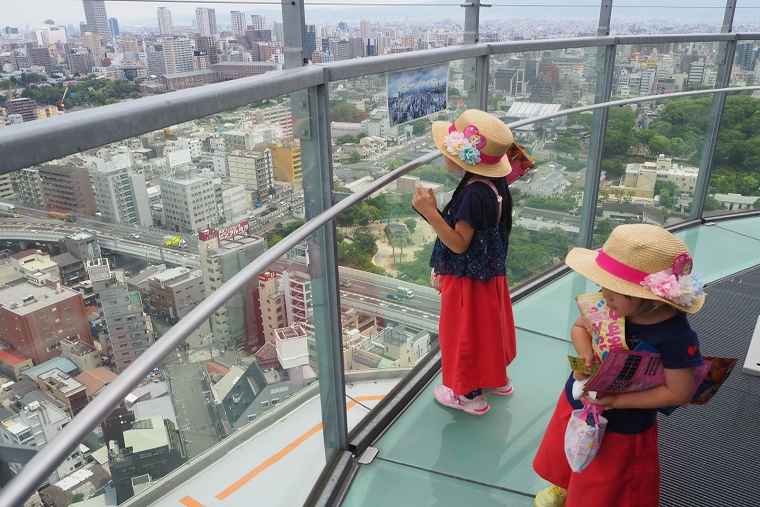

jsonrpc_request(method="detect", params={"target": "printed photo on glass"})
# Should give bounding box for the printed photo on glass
[387,64,449,127]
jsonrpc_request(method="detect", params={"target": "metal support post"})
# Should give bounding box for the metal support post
[282,0,308,69]
[463,0,482,45]
[476,54,490,111]
[691,0,737,219]
[301,83,349,458]
[463,0,490,110]
[578,0,615,248]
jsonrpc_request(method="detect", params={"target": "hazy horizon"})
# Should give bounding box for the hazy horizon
[5,0,754,30]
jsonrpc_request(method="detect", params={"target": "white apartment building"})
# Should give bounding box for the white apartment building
[160,173,219,232]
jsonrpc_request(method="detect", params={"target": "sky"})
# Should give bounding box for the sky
[4,0,757,29]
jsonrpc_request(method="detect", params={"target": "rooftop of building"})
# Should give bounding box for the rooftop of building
[123,417,171,453]
[0,350,31,366]
[52,252,82,268]
[150,266,201,285]
[76,368,117,398]
[38,368,86,396]
[127,264,167,287]
[23,357,79,381]
[0,279,80,316]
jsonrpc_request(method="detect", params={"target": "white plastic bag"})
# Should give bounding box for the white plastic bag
[564,402,607,473]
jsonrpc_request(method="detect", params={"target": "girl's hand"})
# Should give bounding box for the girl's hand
[430,269,441,292]
[412,187,438,219]
[585,393,618,409]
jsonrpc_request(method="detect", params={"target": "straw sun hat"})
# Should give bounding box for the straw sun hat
[565,224,705,314]
[432,109,514,178]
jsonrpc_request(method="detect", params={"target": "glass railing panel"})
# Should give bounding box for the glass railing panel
[728,6,760,33]
[0,92,335,506]
[507,113,592,282]
[489,47,601,111]
[611,42,721,101]
[305,4,464,64]
[592,95,711,246]
[610,4,725,35]
[328,58,478,180]
[1,3,291,131]
[484,3,600,42]
[703,89,760,218]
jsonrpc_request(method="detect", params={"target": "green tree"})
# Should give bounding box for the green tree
[404,218,417,234]
[330,100,367,122]
[655,180,679,209]
[348,151,362,164]
[412,119,428,136]
[397,241,435,285]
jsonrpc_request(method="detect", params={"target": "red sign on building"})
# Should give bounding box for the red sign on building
[198,220,250,242]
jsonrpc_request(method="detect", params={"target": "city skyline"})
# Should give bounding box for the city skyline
[2,1,752,28]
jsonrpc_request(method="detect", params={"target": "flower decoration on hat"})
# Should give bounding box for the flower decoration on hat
[444,123,488,166]
[641,252,703,307]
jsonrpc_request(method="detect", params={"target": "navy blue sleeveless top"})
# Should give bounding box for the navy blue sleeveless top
[429,175,512,281]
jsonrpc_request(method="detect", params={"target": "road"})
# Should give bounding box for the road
[0,212,443,329]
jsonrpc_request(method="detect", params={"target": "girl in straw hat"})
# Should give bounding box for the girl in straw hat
[532,224,706,507]
[412,109,523,416]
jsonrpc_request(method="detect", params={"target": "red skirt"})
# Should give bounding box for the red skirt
[438,274,517,396]
[533,393,660,507]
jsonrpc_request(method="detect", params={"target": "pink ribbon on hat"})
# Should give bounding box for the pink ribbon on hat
[448,124,504,165]
[595,250,650,284]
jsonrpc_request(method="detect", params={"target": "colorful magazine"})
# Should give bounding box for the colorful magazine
[568,351,735,405]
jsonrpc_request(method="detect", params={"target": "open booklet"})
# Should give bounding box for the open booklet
[568,351,736,408]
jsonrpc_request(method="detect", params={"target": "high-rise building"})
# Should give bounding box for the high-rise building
[82,0,110,41]
[270,142,303,185]
[87,258,152,372]
[146,37,193,75]
[360,20,370,43]
[108,17,120,38]
[250,14,265,30]
[305,25,317,60]
[6,98,37,123]
[65,44,95,74]
[257,272,288,346]
[12,168,45,207]
[0,173,14,200]
[231,11,246,36]
[0,278,92,364]
[282,270,312,324]
[147,267,205,320]
[194,36,220,65]
[252,104,294,140]
[217,183,253,224]
[157,7,173,35]
[160,173,219,232]
[29,47,53,72]
[92,157,153,227]
[195,8,218,38]
[227,149,274,198]
[688,60,705,89]
[39,164,97,216]
[81,30,107,62]
[737,42,756,71]
[198,227,267,351]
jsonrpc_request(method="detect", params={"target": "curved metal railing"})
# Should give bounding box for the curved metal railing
[2,81,759,505]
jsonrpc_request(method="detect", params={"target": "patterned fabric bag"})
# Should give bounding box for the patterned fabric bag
[564,402,607,473]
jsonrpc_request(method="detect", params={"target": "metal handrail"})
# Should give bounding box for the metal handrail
[2,31,760,174]
[2,83,758,505]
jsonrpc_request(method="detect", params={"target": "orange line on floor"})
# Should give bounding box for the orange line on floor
[179,496,204,507]
[214,394,385,501]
